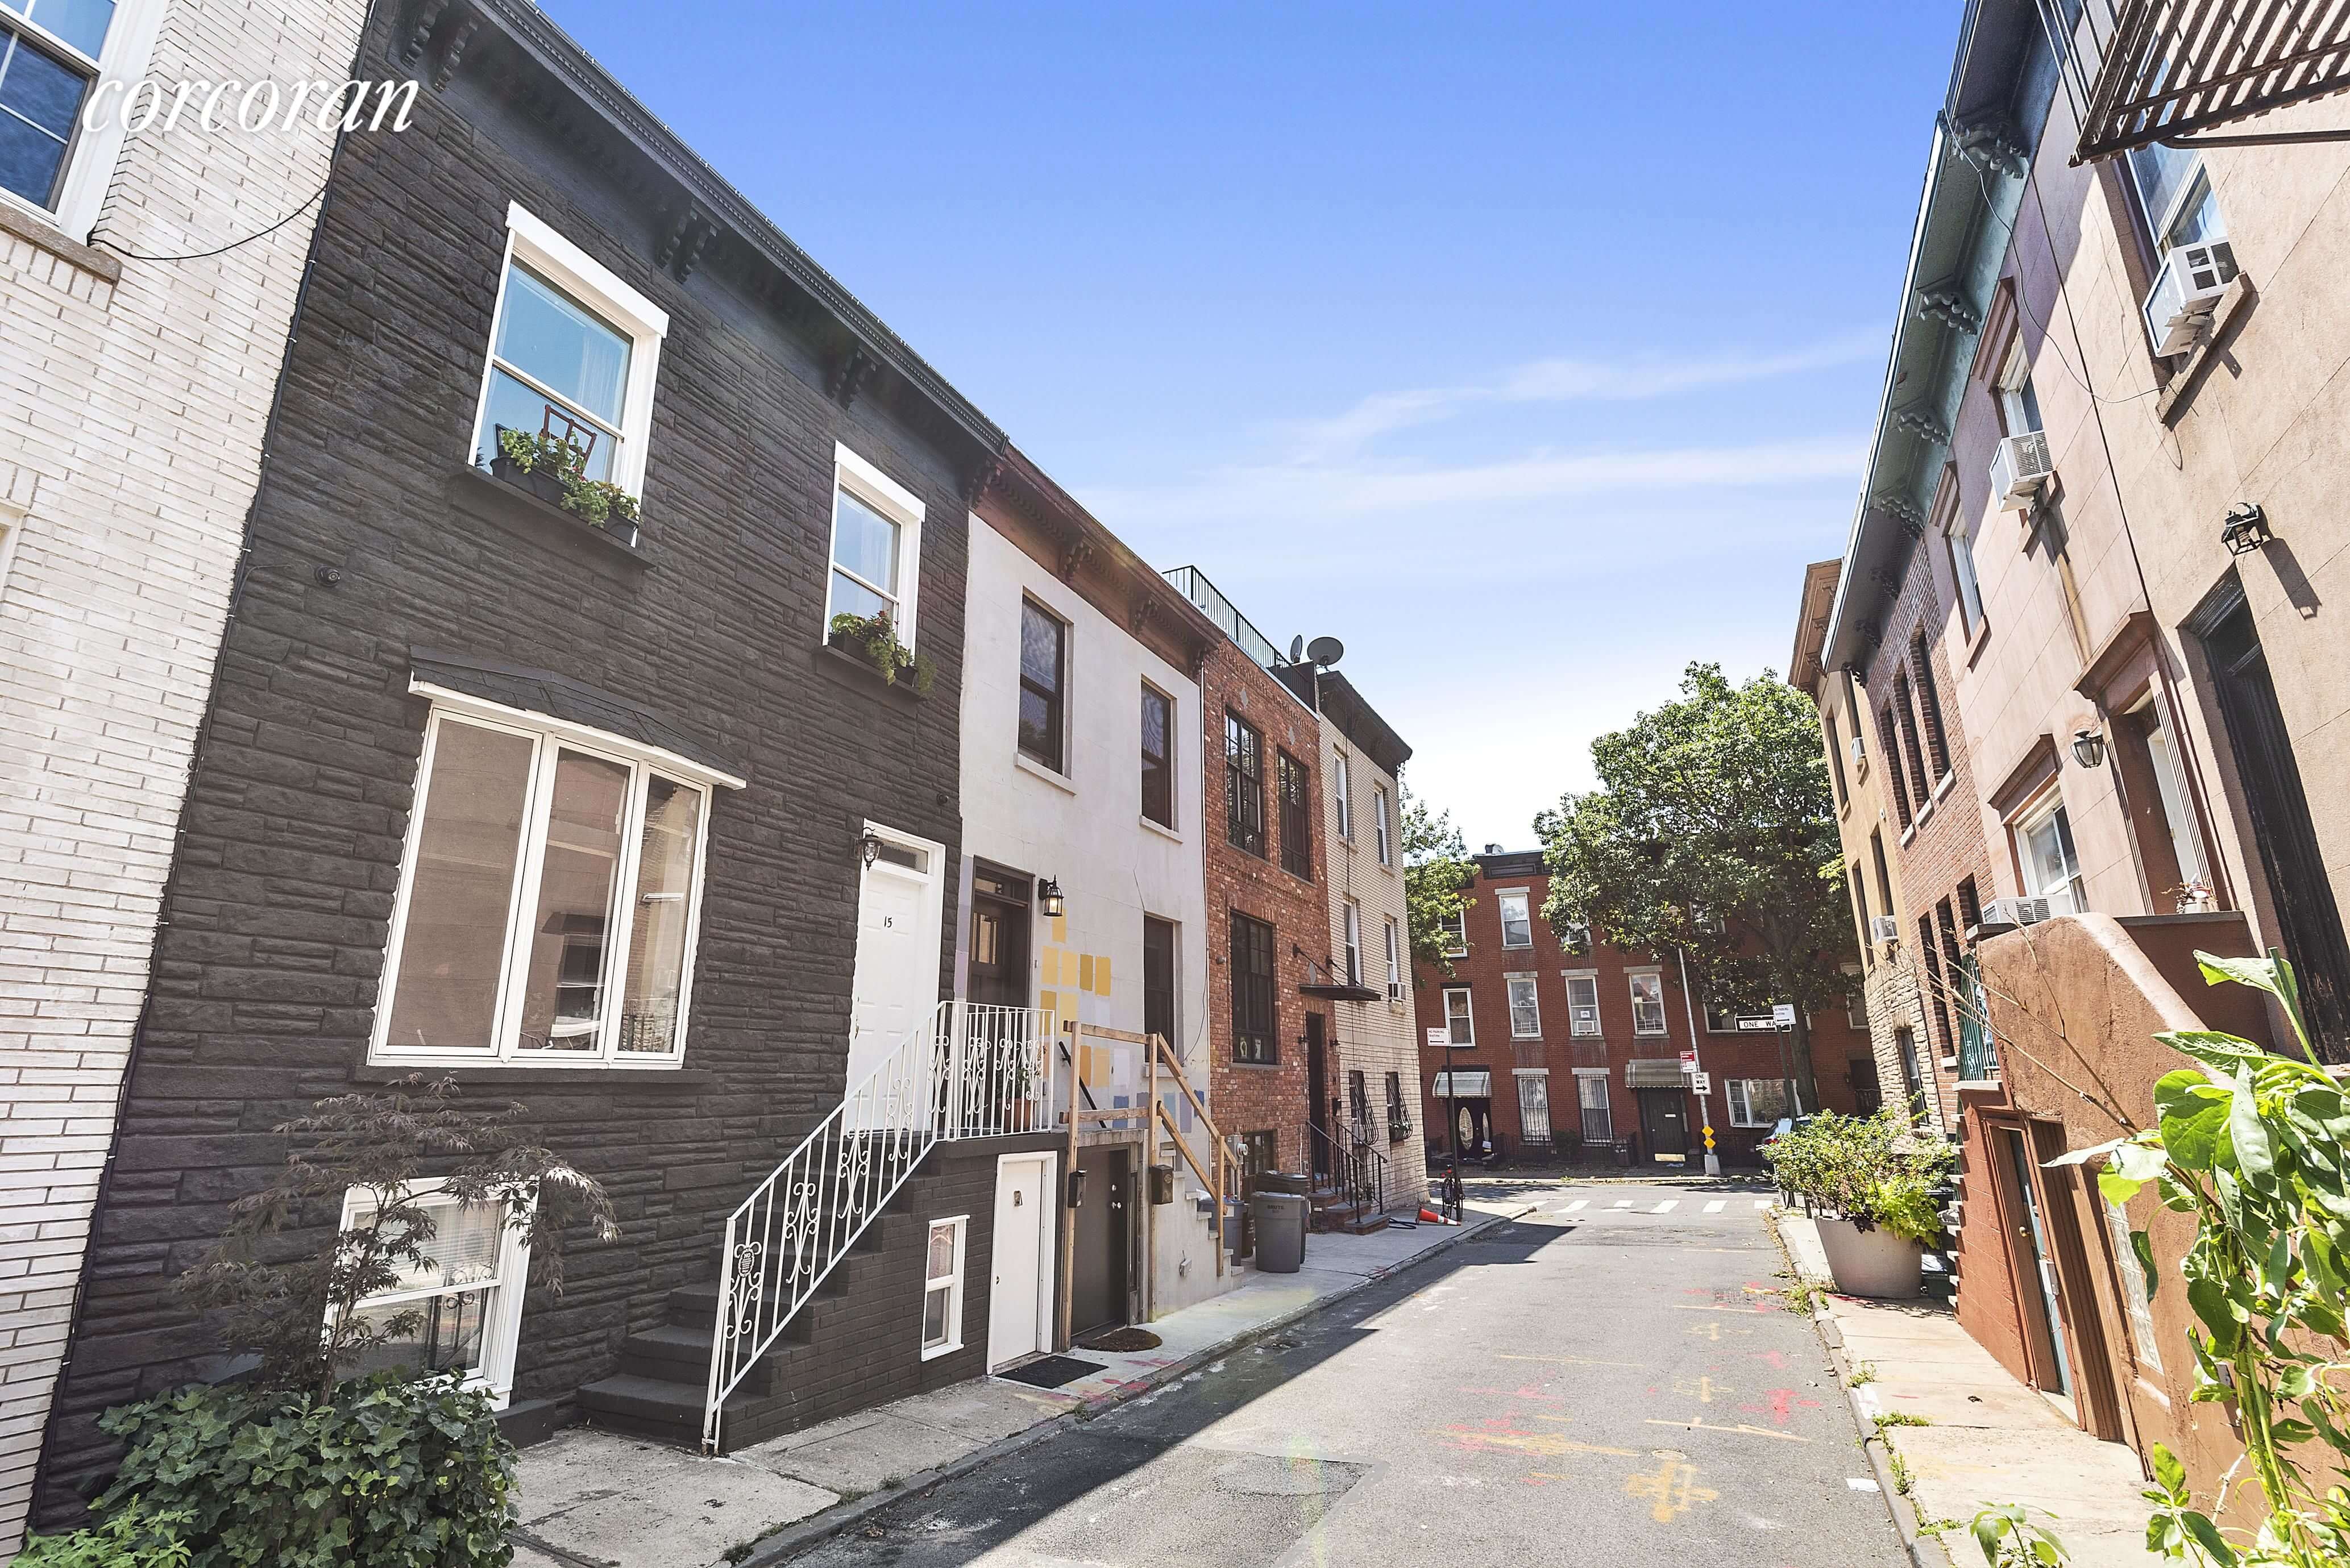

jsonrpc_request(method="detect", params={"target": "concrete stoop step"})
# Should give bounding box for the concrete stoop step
[575,1180,935,1454]
[1306,1184,1391,1236]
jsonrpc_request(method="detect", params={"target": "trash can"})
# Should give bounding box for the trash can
[1251,1192,1309,1272]
[1255,1170,1313,1196]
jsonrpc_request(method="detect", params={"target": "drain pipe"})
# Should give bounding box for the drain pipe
[1674,947,1722,1176]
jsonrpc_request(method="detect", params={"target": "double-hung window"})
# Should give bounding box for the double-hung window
[1506,974,1541,1039]
[1140,683,1174,827]
[2016,792,2087,914]
[1441,908,1468,956]
[1372,786,1392,866]
[2126,139,2226,259]
[334,1182,529,1404]
[1331,751,1353,840]
[921,1217,967,1357]
[1443,987,1474,1046]
[0,0,158,236]
[1563,972,1601,1037]
[1342,899,1363,985]
[1278,751,1313,878]
[1230,913,1276,1063]
[473,205,668,497]
[1497,889,1533,949]
[1627,972,1667,1035]
[1382,916,1402,998]
[1726,1078,1793,1128]
[373,700,738,1068]
[1226,713,1265,857]
[1018,600,1068,772]
[828,445,927,644]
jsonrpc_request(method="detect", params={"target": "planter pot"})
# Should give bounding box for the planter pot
[489,450,571,509]
[1815,1216,1924,1298]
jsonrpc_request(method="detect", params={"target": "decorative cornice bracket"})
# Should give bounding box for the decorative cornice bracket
[1916,282,1982,335]
[824,345,878,411]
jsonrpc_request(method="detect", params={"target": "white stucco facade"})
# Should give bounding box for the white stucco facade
[953,523,1228,1319]
[0,0,370,1546]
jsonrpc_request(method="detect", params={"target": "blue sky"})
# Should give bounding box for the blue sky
[542,1,1962,849]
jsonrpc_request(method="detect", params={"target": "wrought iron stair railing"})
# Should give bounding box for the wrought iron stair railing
[701,1000,1049,1450]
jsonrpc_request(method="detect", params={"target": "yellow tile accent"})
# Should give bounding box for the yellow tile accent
[1052,914,1067,944]
[1038,988,1058,1018]
[1039,948,1060,985]
[1094,953,1111,996]
[1078,954,1095,992]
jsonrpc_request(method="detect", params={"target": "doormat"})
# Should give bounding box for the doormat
[1077,1326,1162,1352]
[995,1354,1106,1390]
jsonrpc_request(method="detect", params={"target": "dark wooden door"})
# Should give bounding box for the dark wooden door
[1072,1146,1130,1334]
[1142,917,1176,1047]
[1850,1056,1883,1116]
[1305,1013,1330,1180]
[1637,1088,1689,1161]
[2198,591,2350,1058]
[969,868,1031,1012]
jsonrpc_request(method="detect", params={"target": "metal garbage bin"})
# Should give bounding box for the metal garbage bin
[1251,1192,1309,1272]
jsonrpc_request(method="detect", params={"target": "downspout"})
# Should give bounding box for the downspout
[1674,947,1721,1176]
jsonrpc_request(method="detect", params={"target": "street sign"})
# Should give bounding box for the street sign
[1426,1028,1448,1049]
[1678,1050,1698,1068]
[1771,1003,1797,1028]
[1690,1072,1712,1095]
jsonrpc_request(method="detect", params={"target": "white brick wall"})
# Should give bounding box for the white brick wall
[0,0,370,1546]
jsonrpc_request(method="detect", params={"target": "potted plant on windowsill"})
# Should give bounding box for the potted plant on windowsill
[489,426,642,547]
[828,610,935,695]
[1763,1107,1954,1298]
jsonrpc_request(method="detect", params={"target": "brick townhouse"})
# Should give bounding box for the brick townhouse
[1414,849,1870,1172]
[0,0,371,1549]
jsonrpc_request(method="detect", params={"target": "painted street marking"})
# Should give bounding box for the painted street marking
[1645,1417,1812,1444]
[1563,1199,1589,1212]
[1651,1200,1679,1213]
[1441,1428,1638,1459]
[1671,1303,1770,1313]
[1500,1351,1650,1370]
[1624,1455,1718,1523]
[1742,1389,1825,1426]
[1612,1199,1635,1208]
[1704,1199,1727,1213]
[1684,1321,1751,1342]
[1671,1375,1730,1404]
[1753,1199,1770,1209]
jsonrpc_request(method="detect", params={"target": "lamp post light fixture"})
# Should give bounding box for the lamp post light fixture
[857,830,885,868]
[1037,877,1066,919]
[2072,726,2108,769]
[2220,502,2273,556]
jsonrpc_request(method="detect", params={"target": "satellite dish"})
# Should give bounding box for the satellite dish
[1288,634,1306,664]
[1307,635,1344,668]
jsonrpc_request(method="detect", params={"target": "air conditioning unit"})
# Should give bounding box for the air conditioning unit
[2143,239,2239,356]
[1848,733,1866,765]
[1386,981,1404,1002]
[1981,896,2052,929]
[1572,1006,1600,1030]
[1990,431,2055,512]
[1869,916,1901,945]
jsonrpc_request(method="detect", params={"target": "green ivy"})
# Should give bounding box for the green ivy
[13,1500,193,1566]
[88,1374,517,1568]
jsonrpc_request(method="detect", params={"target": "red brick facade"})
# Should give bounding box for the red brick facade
[1411,852,1871,1170]
[1200,638,1330,1178]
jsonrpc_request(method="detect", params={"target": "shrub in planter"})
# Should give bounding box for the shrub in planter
[490,427,641,542]
[828,610,935,694]
[1763,1106,1953,1243]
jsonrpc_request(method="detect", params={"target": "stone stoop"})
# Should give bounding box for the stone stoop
[1307,1182,1390,1236]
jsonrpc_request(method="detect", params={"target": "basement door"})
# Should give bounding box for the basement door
[988,1153,1054,1370]
[1072,1146,1131,1336]
[845,822,945,1111]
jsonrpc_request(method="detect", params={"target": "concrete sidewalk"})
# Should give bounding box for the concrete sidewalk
[1775,1211,2161,1567]
[511,1209,1519,1568]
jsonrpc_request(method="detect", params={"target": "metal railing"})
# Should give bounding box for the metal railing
[703,1001,1051,1450]
[1304,1118,1390,1224]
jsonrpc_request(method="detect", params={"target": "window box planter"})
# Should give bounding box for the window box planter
[488,426,641,548]
[827,613,934,694]
[1388,1119,1413,1143]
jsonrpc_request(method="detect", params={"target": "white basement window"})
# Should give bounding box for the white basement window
[372,693,744,1068]
[471,203,669,495]
[333,1180,529,1407]
[827,443,926,648]
[921,1216,966,1359]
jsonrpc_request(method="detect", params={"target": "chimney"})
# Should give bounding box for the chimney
[1483,843,1502,855]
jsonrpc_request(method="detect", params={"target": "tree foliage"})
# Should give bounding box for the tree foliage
[1401,785,1478,972]
[1535,662,1849,1104]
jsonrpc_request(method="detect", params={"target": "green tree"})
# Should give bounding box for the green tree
[1402,786,1478,972]
[1534,662,1849,1111]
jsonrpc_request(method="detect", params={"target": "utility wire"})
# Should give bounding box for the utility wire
[93,174,332,263]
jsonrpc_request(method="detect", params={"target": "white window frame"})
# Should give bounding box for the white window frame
[331,1179,530,1408]
[826,442,927,649]
[370,689,744,1070]
[1576,1070,1613,1143]
[1995,338,2041,438]
[1627,970,1668,1036]
[1496,888,1533,950]
[1443,986,1475,1047]
[921,1214,968,1359]
[1946,513,1986,636]
[1342,899,1364,986]
[1563,970,1601,1037]
[1560,921,1592,956]
[2013,787,2087,915]
[1442,908,1468,957]
[1,0,168,240]
[1139,679,1178,831]
[469,204,670,499]
[1383,916,1402,996]
[1372,785,1393,867]
[1505,973,1541,1039]
[1332,750,1354,841]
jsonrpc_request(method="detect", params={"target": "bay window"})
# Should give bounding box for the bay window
[373,699,738,1068]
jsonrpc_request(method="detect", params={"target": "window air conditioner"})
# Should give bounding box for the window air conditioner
[2143,239,2239,356]
[1386,980,1404,1001]
[1981,896,2052,929]
[1869,916,1901,945]
[1990,431,2055,513]
[1572,1006,1600,1030]
[1848,733,1866,765]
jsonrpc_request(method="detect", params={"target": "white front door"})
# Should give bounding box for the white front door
[989,1153,1054,1369]
[845,823,945,1104]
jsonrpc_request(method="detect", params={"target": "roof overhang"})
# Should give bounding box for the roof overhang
[1788,559,1842,692]
[990,448,1223,666]
[1276,666,1413,775]
[2074,0,2350,162]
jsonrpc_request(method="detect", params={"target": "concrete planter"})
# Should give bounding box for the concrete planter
[1815,1216,1924,1298]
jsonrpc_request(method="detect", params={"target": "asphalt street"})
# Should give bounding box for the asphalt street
[787,1179,1905,1567]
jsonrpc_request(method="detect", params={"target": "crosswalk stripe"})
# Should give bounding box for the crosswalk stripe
[1651,1200,1678,1213]
[1612,1199,1634,1208]
[1564,1199,1588,1212]
[1753,1200,1771,1209]
[1704,1200,1726,1213]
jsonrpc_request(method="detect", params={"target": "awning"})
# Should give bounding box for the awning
[1429,1071,1490,1098]
[2076,0,2350,162]
[1625,1059,1688,1089]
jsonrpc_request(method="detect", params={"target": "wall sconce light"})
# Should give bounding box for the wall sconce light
[2071,726,2108,769]
[1037,877,1066,918]
[2220,502,2272,556]
[858,830,885,868]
